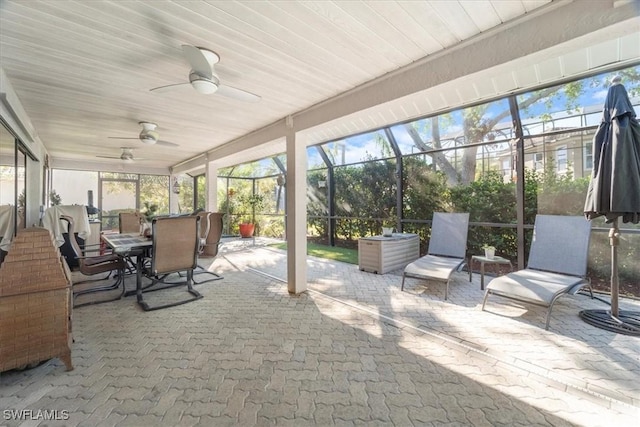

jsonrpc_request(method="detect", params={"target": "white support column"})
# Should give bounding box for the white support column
[285,123,307,294]
[206,158,218,212]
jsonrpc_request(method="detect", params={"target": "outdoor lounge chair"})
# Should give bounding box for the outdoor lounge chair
[401,212,469,300]
[482,215,593,330]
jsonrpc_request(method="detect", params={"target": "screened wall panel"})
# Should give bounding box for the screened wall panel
[213,64,640,296]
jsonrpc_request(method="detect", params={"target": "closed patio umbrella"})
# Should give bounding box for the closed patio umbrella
[582,76,640,336]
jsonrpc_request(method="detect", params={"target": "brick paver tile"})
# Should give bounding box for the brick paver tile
[1,246,637,427]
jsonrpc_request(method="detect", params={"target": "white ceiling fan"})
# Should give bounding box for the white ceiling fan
[150,45,261,103]
[108,122,178,147]
[97,147,143,162]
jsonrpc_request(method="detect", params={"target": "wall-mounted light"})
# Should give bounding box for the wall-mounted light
[172,177,180,194]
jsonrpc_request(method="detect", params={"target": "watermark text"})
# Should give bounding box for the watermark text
[3,409,70,421]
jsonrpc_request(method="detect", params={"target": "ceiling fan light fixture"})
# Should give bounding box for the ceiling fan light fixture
[120,149,134,161]
[190,73,218,95]
[139,130,159,144]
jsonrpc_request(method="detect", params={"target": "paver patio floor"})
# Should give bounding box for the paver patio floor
[1,238,638,426]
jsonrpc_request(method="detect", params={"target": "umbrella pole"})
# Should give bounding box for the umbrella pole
[609,219,619,318]
[580,218,640,336]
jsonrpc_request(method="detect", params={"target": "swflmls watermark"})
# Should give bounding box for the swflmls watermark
[3,409,70,421]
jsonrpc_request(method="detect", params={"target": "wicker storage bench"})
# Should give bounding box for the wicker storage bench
[0,228,73,372]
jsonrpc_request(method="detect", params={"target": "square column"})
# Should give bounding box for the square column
[286,127,307,294]
[206,159,218,212]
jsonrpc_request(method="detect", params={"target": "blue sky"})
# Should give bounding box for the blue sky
[306,66,640,165]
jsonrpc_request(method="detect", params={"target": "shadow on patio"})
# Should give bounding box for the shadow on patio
[222,242,640,414]
[0,241,637,426]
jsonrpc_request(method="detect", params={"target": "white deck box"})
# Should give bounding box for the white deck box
[358,233,420,274]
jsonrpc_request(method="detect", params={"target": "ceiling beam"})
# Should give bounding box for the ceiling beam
[52,158,169,175]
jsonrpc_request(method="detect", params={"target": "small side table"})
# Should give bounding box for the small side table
[470,255,513,290]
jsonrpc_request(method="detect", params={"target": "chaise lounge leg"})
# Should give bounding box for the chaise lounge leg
[544,298,562,330]
[481,290,490,311]
[544,308,553,330]
[401,275,406,291]
[586,285,594,299]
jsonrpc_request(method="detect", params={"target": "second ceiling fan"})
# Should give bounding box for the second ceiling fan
[96,147,144,162]
[150,45,261,103]
[108,122,178,147]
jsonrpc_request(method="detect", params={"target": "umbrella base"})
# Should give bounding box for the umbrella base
[579,310,640,336]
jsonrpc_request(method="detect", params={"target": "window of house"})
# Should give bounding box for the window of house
[501,159,511,175]
[533,153,543,171]
[556,145,567,173]
[584,143,593,171]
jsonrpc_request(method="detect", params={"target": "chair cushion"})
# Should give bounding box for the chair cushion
[404,255,465,281]
[486,269,586,306]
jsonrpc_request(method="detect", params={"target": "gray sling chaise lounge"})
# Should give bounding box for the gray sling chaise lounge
[482,215,593,330]
[401,212,469,300]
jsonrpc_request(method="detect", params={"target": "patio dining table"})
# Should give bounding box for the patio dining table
[101,232,153,305]
[102,232,153,255]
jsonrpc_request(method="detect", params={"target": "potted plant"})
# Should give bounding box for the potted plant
[140,202,158,237]
[239,193,265,238]
[482,244,496,259]
[382,222,394,237]
[381,219,397,237]
[49,190,62,206]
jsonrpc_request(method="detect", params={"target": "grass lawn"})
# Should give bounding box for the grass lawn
[269,242,358,264]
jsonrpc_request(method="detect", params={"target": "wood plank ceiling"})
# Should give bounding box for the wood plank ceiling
[0,1,637,173]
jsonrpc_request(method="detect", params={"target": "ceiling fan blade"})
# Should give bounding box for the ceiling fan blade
[156,140,179,147]
[216,84,261,103]
[150,82,191,93]
[181,45,213,79]
[96,155,135,162]
[108,137,139,140]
